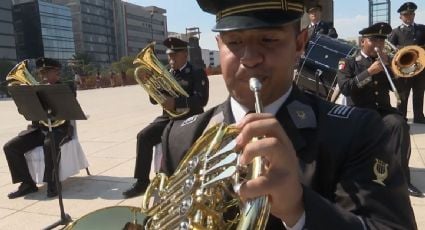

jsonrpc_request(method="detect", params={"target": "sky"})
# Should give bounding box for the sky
[126,0,425,50]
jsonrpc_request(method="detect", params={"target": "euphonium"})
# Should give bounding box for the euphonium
[133,42,190,118]
[384,40,425,77]
[6,60,65,127]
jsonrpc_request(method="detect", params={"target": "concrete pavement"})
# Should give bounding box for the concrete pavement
[0,76,424,229]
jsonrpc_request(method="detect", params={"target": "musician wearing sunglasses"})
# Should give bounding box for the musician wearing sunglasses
[122,37,209,198]
[388,2,425,124]
[154,0,417,229]
[3,57,75,199]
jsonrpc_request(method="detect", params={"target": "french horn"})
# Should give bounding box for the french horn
[65,78,270,230]
[133,42,190,118]
[6,60,66,127]
[384,40,425,77]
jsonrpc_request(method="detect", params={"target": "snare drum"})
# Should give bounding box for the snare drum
[295,34,358,100]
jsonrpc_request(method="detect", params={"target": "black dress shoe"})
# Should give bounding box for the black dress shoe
[408,183,425,197]
[8,182,38,199]
[122,180,150,199]
[413,117,425,124]
[47,183,58,198]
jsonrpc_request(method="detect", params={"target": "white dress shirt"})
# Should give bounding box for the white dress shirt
[229,86,306,229]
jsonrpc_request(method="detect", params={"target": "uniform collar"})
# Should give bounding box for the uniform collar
[401,22,415,28]
[309,21,321,27]
[170,62,188,73]
[230,86,292,123]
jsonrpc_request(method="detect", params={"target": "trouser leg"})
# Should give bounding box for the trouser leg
[412,75,425,119]
[134,119,170,181]
[396,78,412,118]
[3,129,44,184]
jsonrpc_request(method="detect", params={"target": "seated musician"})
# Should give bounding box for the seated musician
[157,0,417,229]
[3,57,75,199]
[336,22,424,198]
[122,37,209,198]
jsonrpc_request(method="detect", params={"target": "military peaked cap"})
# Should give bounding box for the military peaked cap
[398,2,417,14]
[307,4,322,13]
[196,0,305,31]
[163,37,188,54]
[359,22,392,39]
[35,57,61,69]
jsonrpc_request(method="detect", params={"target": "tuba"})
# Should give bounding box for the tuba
[6,60,66,127]
[384,40,425,78]
[133,42,190,118]
[65,78,270,230]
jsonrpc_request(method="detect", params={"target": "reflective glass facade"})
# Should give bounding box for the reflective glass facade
[0,1,17,62]
[13,0,75,63]
[39,0,75,60]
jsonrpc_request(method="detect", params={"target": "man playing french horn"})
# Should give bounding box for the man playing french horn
[3,57,75,199]
[122,37,209,198]
[153,0,417,229]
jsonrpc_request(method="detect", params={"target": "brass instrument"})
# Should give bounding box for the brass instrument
[65,78,270,230]
[375,47,402,106]
[133,42,190,118]
[6,60,66,127]
[384,40,425,78]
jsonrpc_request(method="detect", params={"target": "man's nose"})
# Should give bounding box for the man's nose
[240,44,263,68]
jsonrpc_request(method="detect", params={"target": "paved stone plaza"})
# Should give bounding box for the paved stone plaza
[0,76,424,229]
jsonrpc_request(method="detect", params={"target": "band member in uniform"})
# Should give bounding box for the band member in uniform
[306,4,338,40]
[3,57,75,199]
[388,2,425,123]
[336,22,424,198]
[158,0,417,228]
[122,37,209,198]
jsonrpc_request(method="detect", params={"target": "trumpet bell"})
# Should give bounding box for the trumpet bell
[391,45,425,78]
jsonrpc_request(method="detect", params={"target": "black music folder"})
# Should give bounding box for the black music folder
[7,84,86,122]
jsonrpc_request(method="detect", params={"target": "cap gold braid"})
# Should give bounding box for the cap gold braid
[216,0,303,21]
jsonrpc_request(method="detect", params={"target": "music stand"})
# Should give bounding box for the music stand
[8,84,87,230]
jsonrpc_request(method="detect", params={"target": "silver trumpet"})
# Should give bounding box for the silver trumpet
[374,47,401,106]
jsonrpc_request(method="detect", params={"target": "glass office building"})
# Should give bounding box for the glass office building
[0,1,17,62]
[13,0,75,62]
[52,0,118,65]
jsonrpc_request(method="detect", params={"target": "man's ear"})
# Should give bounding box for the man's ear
[296,29,308,54]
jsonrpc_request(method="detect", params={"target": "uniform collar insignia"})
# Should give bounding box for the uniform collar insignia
[327,104,355,119]
[184,67,191,74]
[373,158,388,186]
[287,100,316,129]
[355,54,363,62]
[181,115,198,127]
